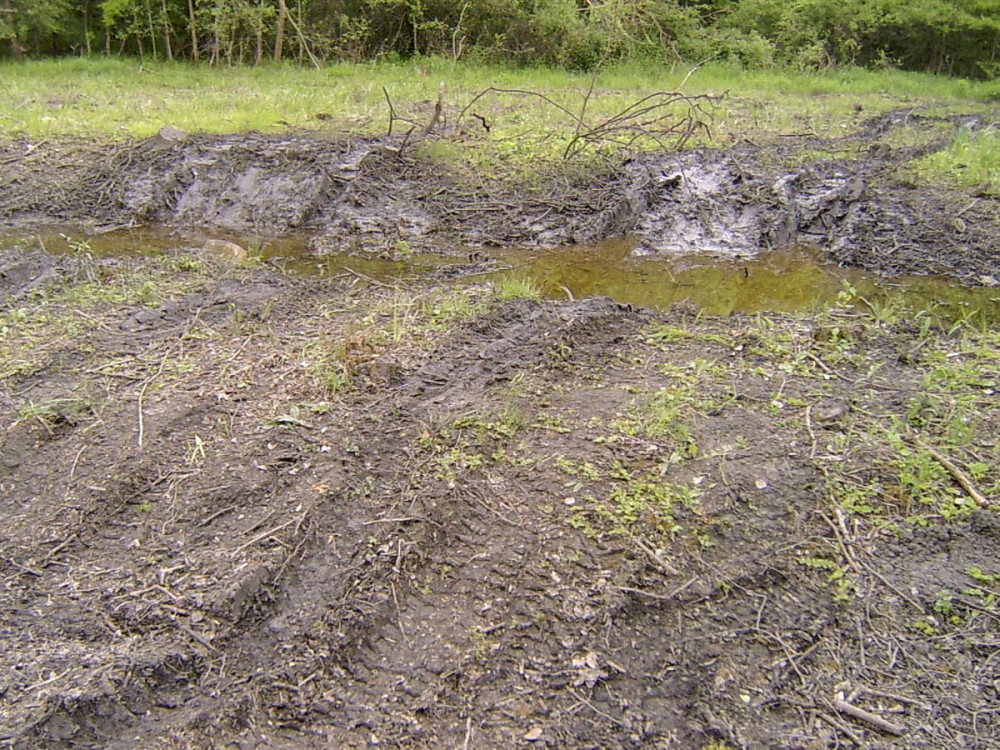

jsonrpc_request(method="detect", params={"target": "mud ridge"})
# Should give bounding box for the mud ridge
[1,110,998,283]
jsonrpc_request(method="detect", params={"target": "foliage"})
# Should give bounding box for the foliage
[0,0,998,79]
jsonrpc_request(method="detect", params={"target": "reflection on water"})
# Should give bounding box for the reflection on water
[2,230,997,322]
[498,240,850,315]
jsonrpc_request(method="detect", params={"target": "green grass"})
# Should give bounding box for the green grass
[494,274,543,302]
[907,128,1000,196]
[1,56,996,191]
[2,56,993,141]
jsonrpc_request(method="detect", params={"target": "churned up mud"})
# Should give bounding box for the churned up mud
[1,106,999,749]
[1,109,998,284]
[1,243,998,748]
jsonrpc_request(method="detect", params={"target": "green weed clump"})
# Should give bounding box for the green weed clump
[494,275,543,302]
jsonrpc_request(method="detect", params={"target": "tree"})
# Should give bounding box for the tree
[0,0,73,58]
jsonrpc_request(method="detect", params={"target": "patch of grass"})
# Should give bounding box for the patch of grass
[11,396,94,432]
[3,57,994,185]
[494,274,543,302]
[568,470,697,544]
[907,128,1000,196]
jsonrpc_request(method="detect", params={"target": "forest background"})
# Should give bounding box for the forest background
[1,1,999,82]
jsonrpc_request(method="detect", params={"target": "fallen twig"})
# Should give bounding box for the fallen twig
[833,696,906,736]
[231,517,298,556]
[907,437,991,507]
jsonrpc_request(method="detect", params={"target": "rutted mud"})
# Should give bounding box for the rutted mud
[1,247,998,748]
[1,110,998,284]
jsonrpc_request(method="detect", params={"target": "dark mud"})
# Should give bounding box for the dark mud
[1,110,998,285]
[1,250,998,748]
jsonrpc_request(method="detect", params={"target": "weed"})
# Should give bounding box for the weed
[612,387,701,459]
[12,396,92,432]
[453,406,528,443]
[494,274,543,302]
[533,412,573,433]
[798,554,854,602]
[555,455,602,482]
[186,435,206,465]
[646,323,729,347]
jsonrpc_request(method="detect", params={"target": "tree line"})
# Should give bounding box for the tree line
[1,1,998,80]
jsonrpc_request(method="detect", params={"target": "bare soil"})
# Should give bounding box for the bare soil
[1,110,999,749]
[1,243,998,749]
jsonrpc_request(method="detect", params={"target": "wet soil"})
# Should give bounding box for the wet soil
[1,247,998,748]
[1,110,998,285]
[2,106,1000,748]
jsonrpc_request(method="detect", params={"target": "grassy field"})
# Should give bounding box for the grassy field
[0,58,1000,194]
[1,57,994,138]
[1,57,997,192]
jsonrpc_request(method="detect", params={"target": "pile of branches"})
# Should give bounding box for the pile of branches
[382,82,720,161]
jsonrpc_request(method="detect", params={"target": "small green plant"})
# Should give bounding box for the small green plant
[468,625,492,661]
[932,590,963,626]
[798,554,854,602]
[187,434,206,465]
[964,568,999,609]
[494,274,542,302]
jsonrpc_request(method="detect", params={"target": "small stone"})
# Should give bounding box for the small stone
[524,726,544,741]
[158,126,187,142]
[754,478,768,490]
[814,400,849,423]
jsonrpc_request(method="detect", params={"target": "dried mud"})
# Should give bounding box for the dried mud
[1,248,998,748]
[1,110,999,285]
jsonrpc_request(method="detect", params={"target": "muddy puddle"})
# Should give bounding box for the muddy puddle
[5,228,999,321]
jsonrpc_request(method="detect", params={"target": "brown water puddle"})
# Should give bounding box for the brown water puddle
[4,229,998,322]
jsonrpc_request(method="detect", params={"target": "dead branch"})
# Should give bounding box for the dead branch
[423,82,445,136]
[454,86,718,161]
[564,91,718,159]
[383,86,396,136]
[833,696,906,736]
[470,112,490,132]
[906,436,991,506]
[457,86,582,127]
[382,87,434,139]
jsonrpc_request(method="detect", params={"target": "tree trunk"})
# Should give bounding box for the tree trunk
[83,3,92,55]
[3,0,23,60]
[146,1,158,59]
[274,0,287,61]
[255,0,263,65]
[161,0,173,60]
[188,0,199,62]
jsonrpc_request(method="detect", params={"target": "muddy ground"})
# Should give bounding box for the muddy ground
[1,109,999,749]
[1,240,998,749]
[1,109,998,284]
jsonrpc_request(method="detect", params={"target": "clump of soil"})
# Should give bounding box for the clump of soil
[1,249,997,748]
[1,110,998,284]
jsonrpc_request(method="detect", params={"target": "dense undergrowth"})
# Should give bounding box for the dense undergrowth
[3,1,1000,81]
